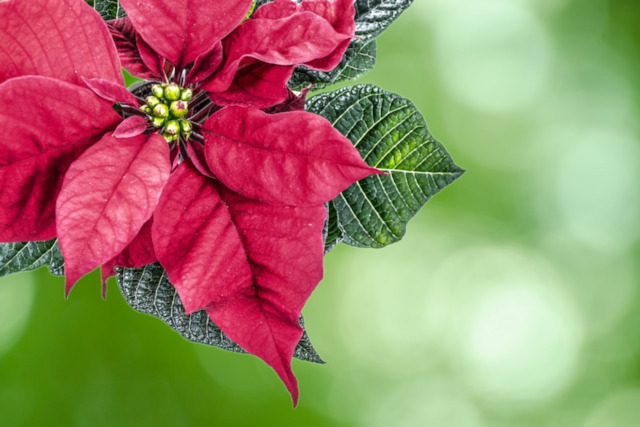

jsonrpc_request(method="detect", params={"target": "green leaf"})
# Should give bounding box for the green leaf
[354,0,414,38]
[0,239,65,277]
[324,202,343,254]
[289,38,376,90]
[307,84,464,248]
[86,0,126,20]
[117,263,325,364]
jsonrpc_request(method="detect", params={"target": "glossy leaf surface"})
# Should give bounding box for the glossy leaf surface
[117,263,324,363]
[0,239,64,278]
[308,84,464,247]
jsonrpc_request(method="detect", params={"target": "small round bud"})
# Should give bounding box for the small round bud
[164,83,181,101]
[153,103,169,118]
[170,100,188,118]
[165,120,180,135]
[140,105,151,114]
[180,88,193,101]
[161,132,175,143]
[152,117,166,128]
[179,119,192,133]
[151,84,164,98]
[146,96,160,108]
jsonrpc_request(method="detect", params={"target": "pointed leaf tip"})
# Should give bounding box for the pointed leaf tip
[307,84,464,248]
[153,162,325,401]
[83,77,139,106]
[115,263,325,365]
[57,133,170,294]
[201,185,325,405]
[205,295,302,406]
[204,106,380,206]
[113,116,148,138]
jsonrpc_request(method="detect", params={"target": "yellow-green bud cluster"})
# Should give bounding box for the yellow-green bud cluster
[144,83,194,143]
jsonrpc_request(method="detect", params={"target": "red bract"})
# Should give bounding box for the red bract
[0,0,380,404]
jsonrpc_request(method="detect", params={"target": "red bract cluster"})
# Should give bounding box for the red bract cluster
[0,0,379,404]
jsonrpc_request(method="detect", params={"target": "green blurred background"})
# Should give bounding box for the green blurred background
[2,0,639,425]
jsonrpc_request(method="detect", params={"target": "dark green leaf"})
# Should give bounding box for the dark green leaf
[254,0,274,9]
[0,239,64,277]
[86,0,126,20]
[289,38,376,90]
[308,84,464,248]
[324,202,343,254]
[354,0,414,38]
[117,263,325,363]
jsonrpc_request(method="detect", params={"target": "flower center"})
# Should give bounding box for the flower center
[140,83,193,143]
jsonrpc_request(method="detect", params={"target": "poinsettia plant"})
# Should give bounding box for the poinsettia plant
[0,0,463,405]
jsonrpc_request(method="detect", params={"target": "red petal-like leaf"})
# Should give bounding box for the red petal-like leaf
[0,76,120,242]
[0,0,122,85]
[185,43,224,85]
[120,0,253,69]
[57,133,170,294]
[152,162,253,314]
[185,141,215,178]
[101,218,157,293]
[202,12,351,94]
[264,87,310,114]
[205,184,327,406]
[254,0,356,71]
[203,106,381,206]
[136,33,166,80]
[107,18,161,81]
[110,218,157,268]
[83,77,140,106]
[209,62,295,108]
[209,296,303,405]
[152,161,325,404]
[113,116,149,138]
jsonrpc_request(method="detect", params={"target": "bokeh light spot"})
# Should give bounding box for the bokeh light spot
[553,128,640,251]
[364,379,484,427]
[430,246,584,409]
[0,274,36,356]
[430,0,552,113]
